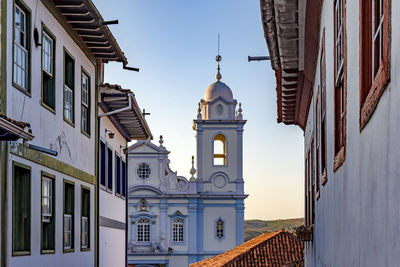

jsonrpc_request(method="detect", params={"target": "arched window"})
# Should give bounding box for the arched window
[216,218,224,239]
[214,134,226,165]
[137,218,150,242]
[172,218,184,242]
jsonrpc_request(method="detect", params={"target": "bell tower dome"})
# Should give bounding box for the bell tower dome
[193,54,246,194]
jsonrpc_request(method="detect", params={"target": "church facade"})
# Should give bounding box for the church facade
[127,65,247,267]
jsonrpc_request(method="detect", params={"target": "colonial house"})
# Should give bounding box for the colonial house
[127,60,247,267]
[260,0,400,266]
[98,82,152,267]
[0,0,150,266]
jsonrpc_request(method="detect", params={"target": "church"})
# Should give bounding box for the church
[127,58,247,267]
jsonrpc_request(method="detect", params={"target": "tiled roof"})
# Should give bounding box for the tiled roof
[191,230,304,267]
[0,114,31,132]
[99,83,153,140]
[0,114,34,141]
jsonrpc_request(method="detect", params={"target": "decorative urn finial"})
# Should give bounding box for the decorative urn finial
[197,102,202,119]
[159,135,164,147]
[190,155,196,181]
[237,103,243,120]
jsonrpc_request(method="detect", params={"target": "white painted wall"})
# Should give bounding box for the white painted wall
[5,0,96,266]
[6,0,96,175]
[303,1,400,266]
[99,108,126,267]
[7,155,95,267]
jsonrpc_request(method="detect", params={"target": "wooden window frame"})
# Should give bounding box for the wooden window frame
[80,186,90,251]
[106,145,113,192]
[115,152,121,196]
[41,24,56,114]
[320,29,328,185]
[12,0,32,96]
[359,0,390,130]
[41,172,56,254]
[315,90,321,199]
[12,161,31,256]
[81,67,91,137]
[333,0,347,171]
[63,47,75,127]
[63,180,75,253]
[121,160,126,198]
[99,139,106,188]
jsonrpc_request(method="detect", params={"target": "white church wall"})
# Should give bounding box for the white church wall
[200,127,238,182]
[203,206,236,252]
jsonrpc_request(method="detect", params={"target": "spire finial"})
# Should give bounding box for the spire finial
[159,135,164,147]
[190,155,196,181]
[215,33,222,81]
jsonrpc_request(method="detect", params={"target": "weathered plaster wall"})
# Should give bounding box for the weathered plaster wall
[6,0,96,175]
[5,0,97,266]
[304,1,400,266]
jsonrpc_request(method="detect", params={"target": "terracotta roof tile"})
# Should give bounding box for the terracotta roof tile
[0,114,31,133]
[190,230,303,267]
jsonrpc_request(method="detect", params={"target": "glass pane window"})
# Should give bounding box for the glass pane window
[82,74,89,106]
[64,51,74,122]
[137,163,151,180]
[372,0,384,79]
[172,218,184,242]
[42,177,52,218]
[335,0,344,81]
[42,32,53,76]
[64,214,72,249]
[64,85,73,121]
[81,72,90,135]
[81,188,90,249]
[137,218,150,242]
[81,217,89,249]
[13,4,29,91]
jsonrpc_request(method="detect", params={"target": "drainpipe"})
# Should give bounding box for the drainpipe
[98,93,133,118]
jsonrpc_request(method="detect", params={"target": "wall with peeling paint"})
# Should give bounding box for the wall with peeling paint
[4,0,96,266]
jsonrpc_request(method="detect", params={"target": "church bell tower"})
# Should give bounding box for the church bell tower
[193,54,246,194]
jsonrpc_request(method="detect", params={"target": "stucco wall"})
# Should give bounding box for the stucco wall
[7,156,95,267]
[6,0,96,175]
[304,1,400,266]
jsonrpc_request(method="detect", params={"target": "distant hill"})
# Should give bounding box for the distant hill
[244,218,304,241]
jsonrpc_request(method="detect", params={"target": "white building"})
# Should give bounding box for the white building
[0,0,150,266]
[260,0,400,266]
[98,82,152,267]
[127,61,247,267]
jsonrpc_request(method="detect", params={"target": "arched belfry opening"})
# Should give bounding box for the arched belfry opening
[213,134,226,165]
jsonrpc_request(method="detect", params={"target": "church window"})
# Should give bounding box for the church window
[137,218,150,242]
[172,218,184,243]
[213,134,226,165]
[216,218,224,239]
[137,163,151,180]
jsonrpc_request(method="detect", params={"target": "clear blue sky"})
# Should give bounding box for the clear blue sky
[93,0,304,220]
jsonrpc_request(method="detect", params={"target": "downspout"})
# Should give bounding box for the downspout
[98,93,134,118]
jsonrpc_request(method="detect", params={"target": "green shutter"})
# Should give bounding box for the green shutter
[12,163,31,255]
